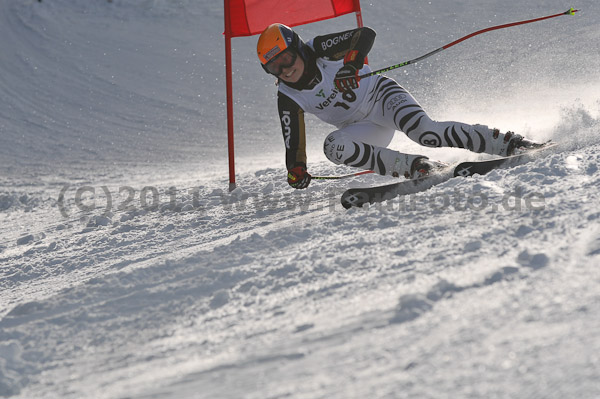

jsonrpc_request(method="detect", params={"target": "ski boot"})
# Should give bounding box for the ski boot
[407,157,447,179]
[504,131,547,156]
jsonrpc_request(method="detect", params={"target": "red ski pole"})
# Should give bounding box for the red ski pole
[360,8,579,79]
[312,170,375,180]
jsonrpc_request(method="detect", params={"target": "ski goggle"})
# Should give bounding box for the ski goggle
[264,48,298,76]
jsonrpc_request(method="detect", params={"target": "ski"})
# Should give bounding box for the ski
[341,142,557,209]
[453,142,557,178]
[341,167,454,209]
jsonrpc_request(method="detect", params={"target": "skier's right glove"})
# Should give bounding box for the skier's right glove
[334,50,363,92]
[334,64,360,92]
[287,165,312,189]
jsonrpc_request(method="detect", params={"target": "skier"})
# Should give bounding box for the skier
[256,23,542,189]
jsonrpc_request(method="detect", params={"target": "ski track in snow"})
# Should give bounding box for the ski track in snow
[1,0,600,398]
[2,143,600,398]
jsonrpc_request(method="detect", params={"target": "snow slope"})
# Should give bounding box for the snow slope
[1,0,600,398]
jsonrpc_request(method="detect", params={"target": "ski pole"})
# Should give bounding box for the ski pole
[360,8,579,79]
[313,170,375,180]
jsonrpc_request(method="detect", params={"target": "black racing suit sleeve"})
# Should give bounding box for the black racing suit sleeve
[277,92,307,170]
[312,26,376,67]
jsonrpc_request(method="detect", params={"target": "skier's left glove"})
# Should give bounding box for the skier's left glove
[287,164,311,189]
[334,50,362,92]
[334,64,360,92]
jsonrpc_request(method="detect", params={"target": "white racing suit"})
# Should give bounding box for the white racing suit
[277,29,516,178]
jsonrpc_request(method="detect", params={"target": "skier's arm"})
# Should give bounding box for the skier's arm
[312,26,376,68]
[314,27,376,91]
[277,92,307,169]
[277,92,311,188]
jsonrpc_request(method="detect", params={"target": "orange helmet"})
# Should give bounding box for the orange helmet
[257,23,307,74]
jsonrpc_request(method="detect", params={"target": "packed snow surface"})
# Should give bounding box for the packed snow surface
[1,0,600,398]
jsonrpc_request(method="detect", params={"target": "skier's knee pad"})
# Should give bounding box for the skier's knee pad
[324,130,349,165]
[403,116,441,145]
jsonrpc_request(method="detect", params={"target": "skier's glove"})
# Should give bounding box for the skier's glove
[334,50,363,92]
[334,64,360,92]
[287,165,311,189]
